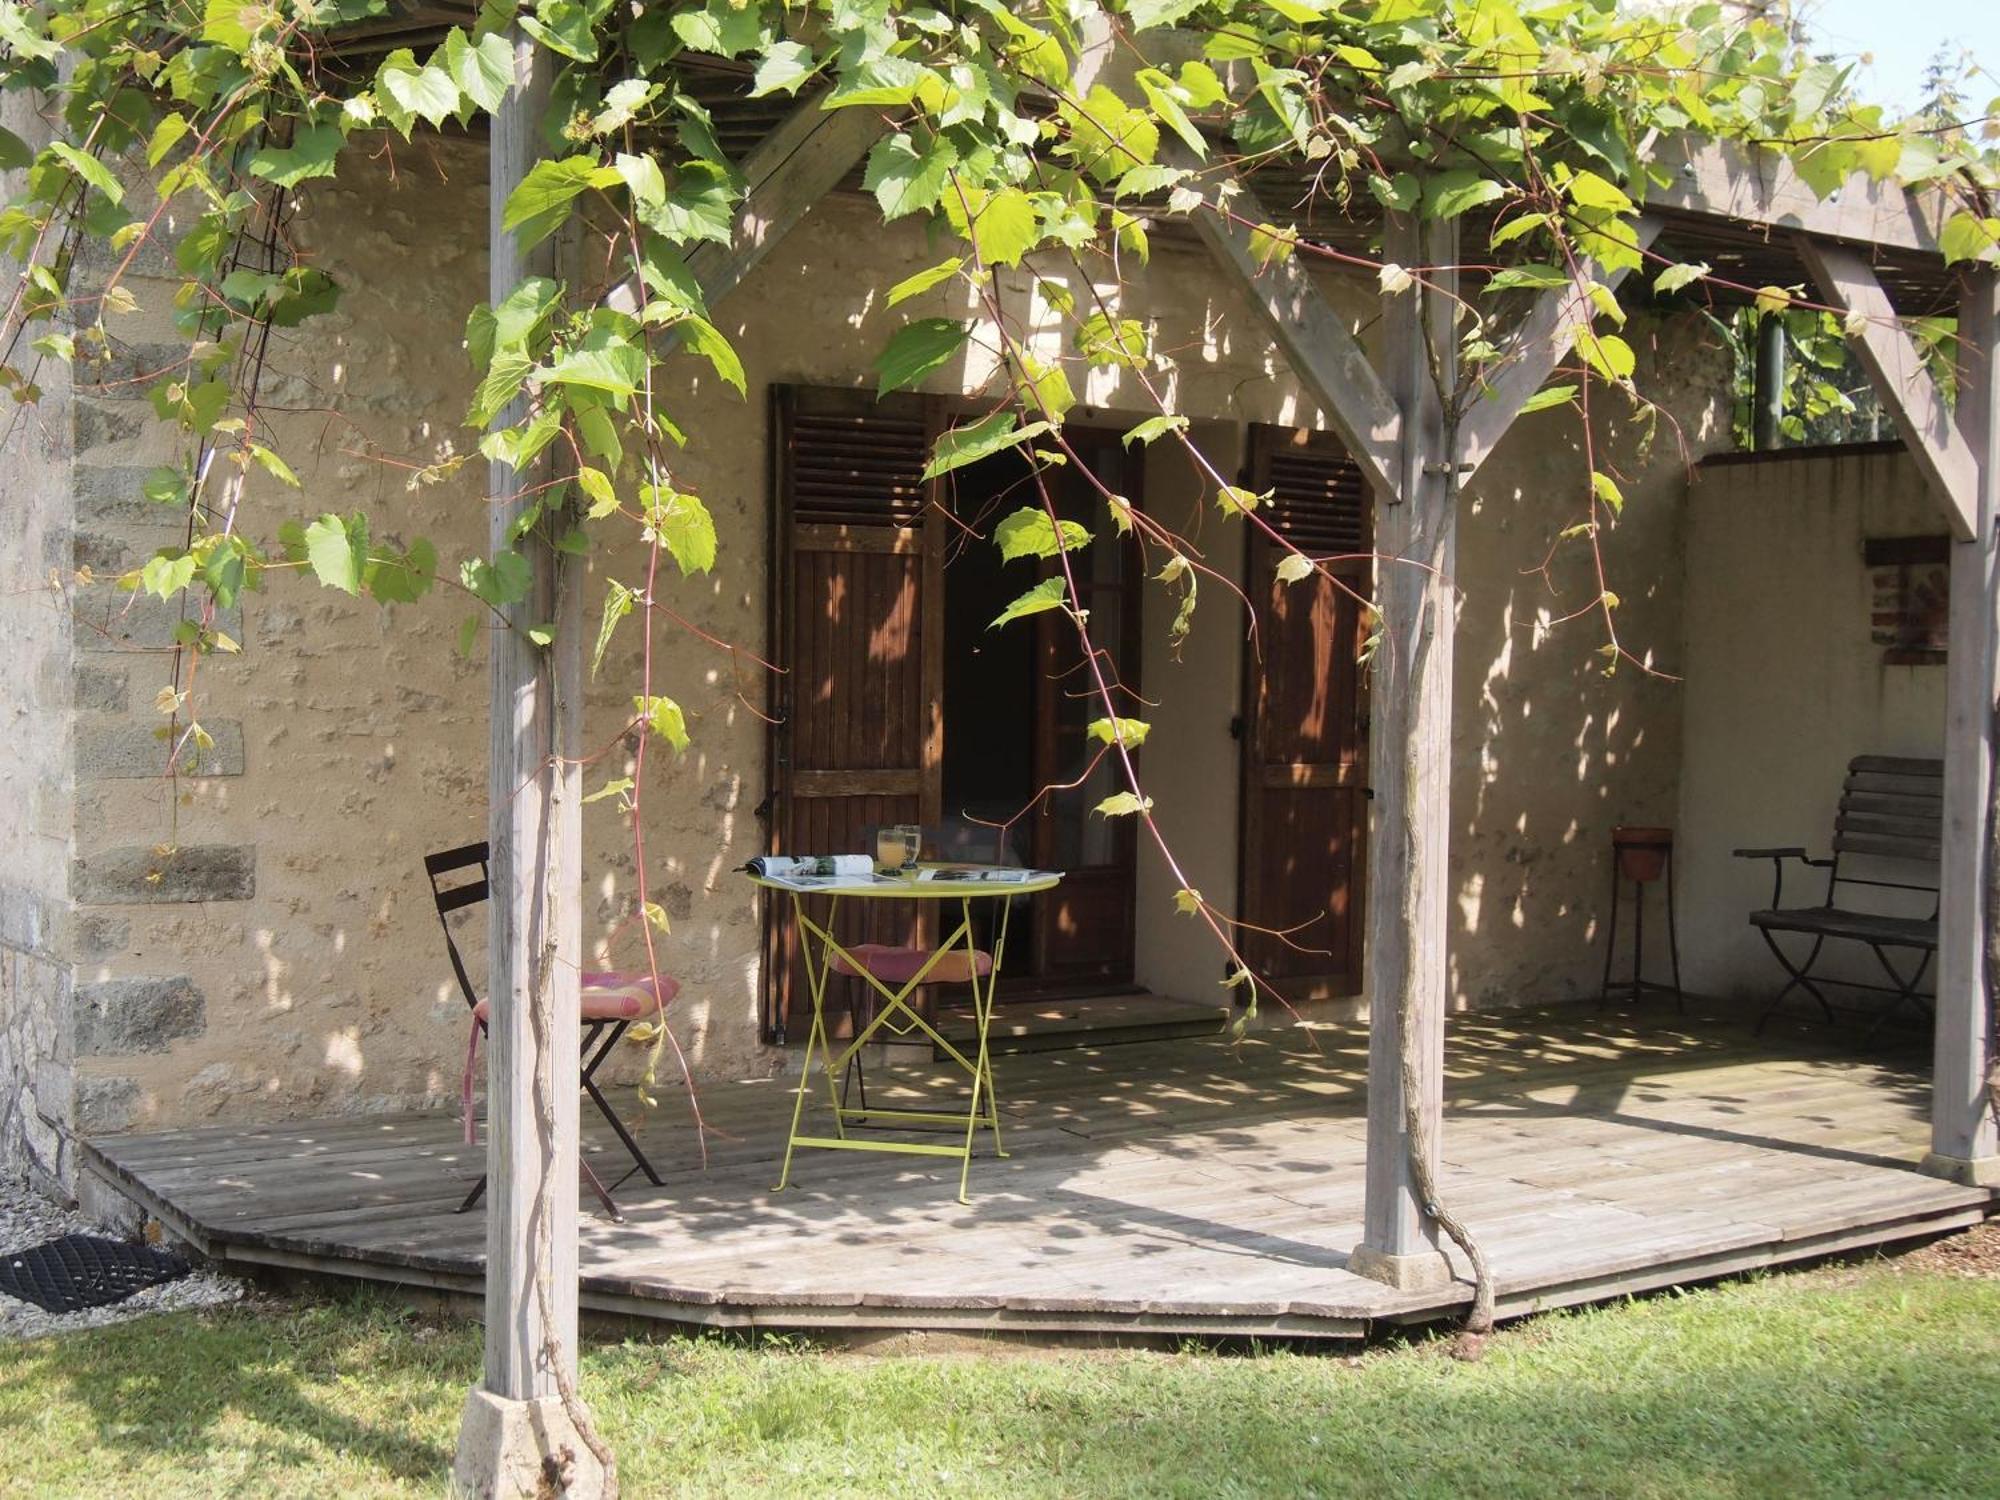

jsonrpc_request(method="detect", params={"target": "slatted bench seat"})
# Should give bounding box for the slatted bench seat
[1735,755,1941,1031]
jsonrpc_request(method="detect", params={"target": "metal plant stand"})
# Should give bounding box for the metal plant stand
[1600,825,1684,1012]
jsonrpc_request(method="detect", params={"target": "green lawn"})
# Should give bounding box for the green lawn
[2,1234,1996,1499]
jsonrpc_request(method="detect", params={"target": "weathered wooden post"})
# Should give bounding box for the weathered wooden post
[1927,263,2000,1186]
[1351,210,1459,1289]
[1800,237,1997,1188]
[452,28,601,1498]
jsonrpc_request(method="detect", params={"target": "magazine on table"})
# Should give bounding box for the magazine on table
[914,865,1053,884]
[743,855,1054,890]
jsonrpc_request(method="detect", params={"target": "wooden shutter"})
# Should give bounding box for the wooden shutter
[1236,425,1371,1002]
[763,386,943,1042]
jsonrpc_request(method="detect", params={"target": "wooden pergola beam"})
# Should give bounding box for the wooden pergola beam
[1190,168,1404,502]
[1643,135,1947,254]
[606,96,882,316]
[1927,264,2000,1185]
[1797,237,1979,540]
[1459,216,1665,478]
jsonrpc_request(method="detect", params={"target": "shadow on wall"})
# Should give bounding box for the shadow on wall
[1445,315,1730,1014]
[1677,444,1950,1003]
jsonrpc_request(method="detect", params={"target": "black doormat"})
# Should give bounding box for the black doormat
[0,1234,190,1314]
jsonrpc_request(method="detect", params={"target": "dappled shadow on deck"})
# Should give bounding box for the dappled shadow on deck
[83,1000,1987,1336]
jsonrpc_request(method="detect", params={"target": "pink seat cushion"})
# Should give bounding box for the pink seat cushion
[470,971,675,1025]
[463,971,677,1142]
[828,943,992,985]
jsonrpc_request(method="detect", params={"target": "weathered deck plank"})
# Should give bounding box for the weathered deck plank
[82,1004,1991,1338]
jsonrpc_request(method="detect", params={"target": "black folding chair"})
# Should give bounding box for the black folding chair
[425,841,670,1220]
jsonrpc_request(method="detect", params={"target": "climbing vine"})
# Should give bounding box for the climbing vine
[4,0,1998,1385]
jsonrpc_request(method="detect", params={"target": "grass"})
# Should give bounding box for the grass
[2,1233,1997,1499]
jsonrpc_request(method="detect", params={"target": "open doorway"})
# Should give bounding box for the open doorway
[939,427,1142,997]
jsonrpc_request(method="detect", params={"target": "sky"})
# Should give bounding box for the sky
[1794,0,2000,117]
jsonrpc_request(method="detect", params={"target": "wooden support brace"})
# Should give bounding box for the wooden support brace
[1188,165,1404,502]
[606,97,883,316]
[1925,263,2000,1185]
[1458,217,1665,478]
[1796,236,1979,540]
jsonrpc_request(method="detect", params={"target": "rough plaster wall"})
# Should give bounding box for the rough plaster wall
[1677,446,1948,999]
[1442,320,1727,1014]
[0,88,76,1190]
[1128,314,1730,1020]
[63,133,1726,1134]
[1131,421,1246,1002]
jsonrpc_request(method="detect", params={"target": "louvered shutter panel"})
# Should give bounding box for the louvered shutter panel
[763,386,943,1042]
[1237,425,1372,1002]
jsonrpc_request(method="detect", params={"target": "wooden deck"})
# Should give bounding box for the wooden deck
[83,1003,1992,1340]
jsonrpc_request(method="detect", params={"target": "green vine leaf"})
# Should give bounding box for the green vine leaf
[925,410,1050,480]
[888,258,962,307]
[445,29,515,115]
[376,48,462,137]
[1123,414,1188,448]
[48,141,120,204]
[989,575,1067,630]
[592,581,634,677]
[633,694,690,752]
[865,133,960,221]
[502,156,621,248]
[1515,384,1578,416]
[246,124,344,189]
[679,315,745,395]
[304,513,370,597]
[642,485,717,575]
[749,39,816,98]
[461,548,532,608]
[874,318,968,396]
[994,507,1091,562]
[1093,792,1154,817]
[1088,717,1152,747]
[969,186,1038,268]
[366,538,437,604]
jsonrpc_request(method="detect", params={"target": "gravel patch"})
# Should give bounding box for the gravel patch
[1,1176,245,1341]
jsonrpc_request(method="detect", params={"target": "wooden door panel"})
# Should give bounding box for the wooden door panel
[1238,426,1371,1002]
[765,386,942,1043]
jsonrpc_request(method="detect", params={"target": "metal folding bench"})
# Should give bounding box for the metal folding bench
[1734,756,1941,1031]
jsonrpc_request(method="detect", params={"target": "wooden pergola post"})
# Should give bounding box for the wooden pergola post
[1351,210,1459,1289]
[1928,264,2000,1185]
[452,30,600,1497]
[1802,238,1997,1186]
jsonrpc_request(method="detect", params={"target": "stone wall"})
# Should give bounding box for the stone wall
[46,130,1729,1140]
[0,87,76,1191]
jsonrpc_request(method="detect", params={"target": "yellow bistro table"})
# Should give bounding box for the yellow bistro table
[751,865,1061,1203]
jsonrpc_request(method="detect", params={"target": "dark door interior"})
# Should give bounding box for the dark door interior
[939,429,1142,995]
[1237,425,1372,1003]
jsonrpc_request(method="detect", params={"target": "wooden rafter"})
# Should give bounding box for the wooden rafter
[1190,168,1404,501]
[1643,135,1948,255]
[1458,217,1665,477]
[607,95,884,315]
[1797,237,1979,540]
